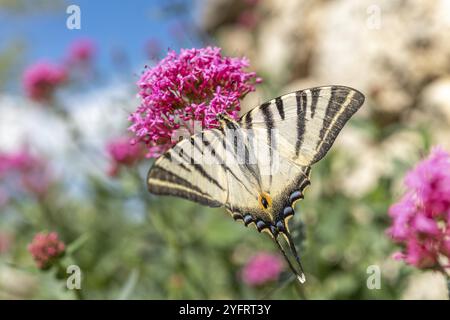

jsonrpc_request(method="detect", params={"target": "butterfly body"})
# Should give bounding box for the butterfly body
[147,85,365,283]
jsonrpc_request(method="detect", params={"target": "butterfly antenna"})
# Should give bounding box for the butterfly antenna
[273,231,306,284]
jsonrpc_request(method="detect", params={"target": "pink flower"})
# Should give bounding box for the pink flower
[22,61,67,102]
[0,149,53,200]
[388,147,450,270]
[106,137,145,176]
[388,192,417,241]
[66,38,96,65]
[405,148,450,216]
[28,232,65,269]
[241,252,284,286]
[128,46,261,158]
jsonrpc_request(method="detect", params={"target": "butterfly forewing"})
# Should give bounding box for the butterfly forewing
[147,129,229,207]
[240,85,365,166]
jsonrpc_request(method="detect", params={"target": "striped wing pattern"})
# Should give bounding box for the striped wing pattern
[240,85,365,167]
[147,85,365,283]
[147,129,228,207]
[148,84,365,224]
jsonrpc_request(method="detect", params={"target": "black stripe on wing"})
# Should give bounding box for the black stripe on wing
[213,120,262,192]
[312,86,365,163]
[172,144,226,192]
[149,165,204,194]
[260,102,274,186]
[317,86,340,144]
[275,97,285,120]
[295,91,307,157]
[202,134,255,197]
[310,87,321,118]
[240,85,365,166]
[147,165,222,207]
[162,152,191,173]
[243,111,253,129]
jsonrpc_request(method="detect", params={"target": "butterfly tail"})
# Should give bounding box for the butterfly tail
[273,231,306,284]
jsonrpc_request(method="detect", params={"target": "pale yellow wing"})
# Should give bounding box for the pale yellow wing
[240,85,365,167]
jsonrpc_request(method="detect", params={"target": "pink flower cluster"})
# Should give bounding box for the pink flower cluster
[22,61,67,102]
[66,38,96,65]
[28,232,65,269]
[22,38,96,102]
[0,149,52,204]
[388,147,450,269]
[107,137,145,176]
[241,252,284,286]
[129,46,261,158]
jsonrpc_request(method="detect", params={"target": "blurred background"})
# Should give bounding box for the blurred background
[1,0,450,299]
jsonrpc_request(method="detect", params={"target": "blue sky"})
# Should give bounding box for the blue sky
[0,0,203,78]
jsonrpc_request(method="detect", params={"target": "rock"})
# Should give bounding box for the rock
[402,271,448,300]
[420,77,450,125]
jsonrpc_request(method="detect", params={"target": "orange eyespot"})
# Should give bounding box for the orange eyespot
[258,192,273,210]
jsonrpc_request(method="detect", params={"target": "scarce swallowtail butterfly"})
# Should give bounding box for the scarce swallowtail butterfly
[147,85,365,283]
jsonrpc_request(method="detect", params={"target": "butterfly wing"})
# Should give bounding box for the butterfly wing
[234,85,365,282]
[147,129,229,207]
[147,127,263,211]
[240,85,365,167]
[229,85,365,227]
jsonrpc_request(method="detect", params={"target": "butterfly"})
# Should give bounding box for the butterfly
[147,85,365,283]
